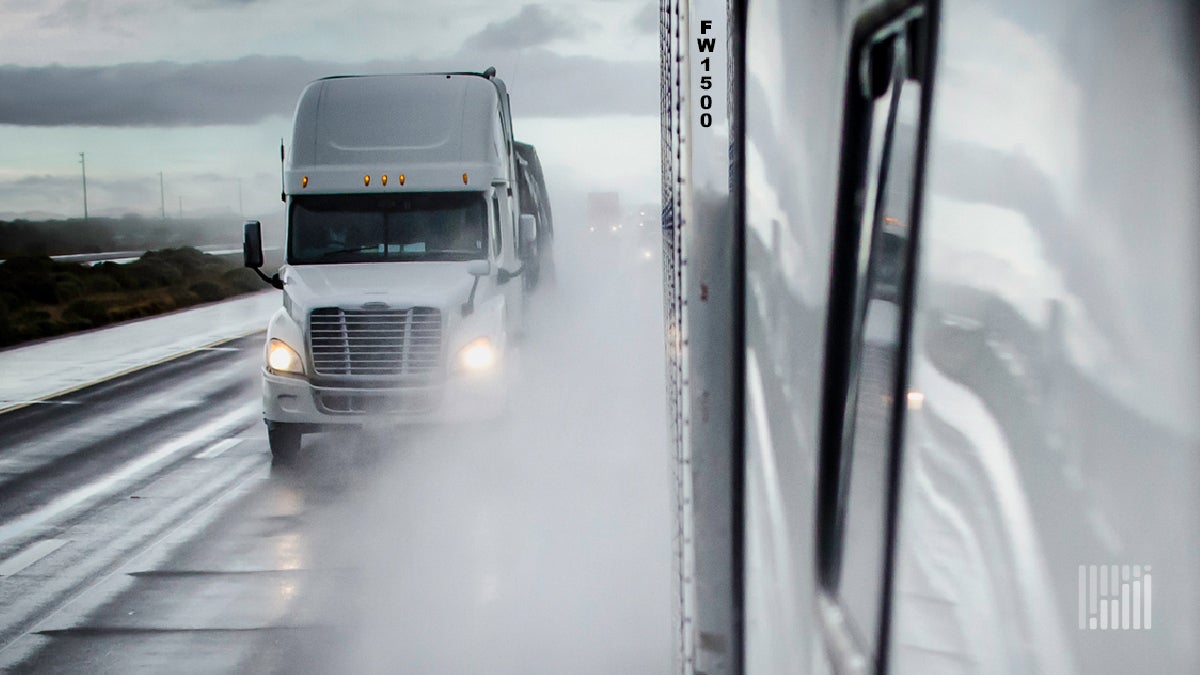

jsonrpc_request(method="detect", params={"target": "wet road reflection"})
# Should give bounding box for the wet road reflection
[2,240,671,674]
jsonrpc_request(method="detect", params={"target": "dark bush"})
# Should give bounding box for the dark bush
[11,277,57,305]
[126,258,183,287]
[169,287,196,305]
[0,299,10,342]
[221,268,263,292]
[83,274,121,293]
[189,280,226,303]
[53,276,84,303]
[65,298,110,325]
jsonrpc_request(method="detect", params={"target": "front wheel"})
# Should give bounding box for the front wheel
[267,421,302,462]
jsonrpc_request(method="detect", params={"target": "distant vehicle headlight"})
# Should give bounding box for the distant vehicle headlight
[455,336,496,372]
[267,338,304,376]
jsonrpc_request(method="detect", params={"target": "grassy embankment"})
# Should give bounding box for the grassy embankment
[0,247,265,345]
[0,248,266,348]
[0,216,286,347]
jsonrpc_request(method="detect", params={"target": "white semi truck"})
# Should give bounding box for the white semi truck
[242,68,550,459]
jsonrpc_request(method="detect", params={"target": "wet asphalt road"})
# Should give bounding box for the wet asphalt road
[0,251,673,673]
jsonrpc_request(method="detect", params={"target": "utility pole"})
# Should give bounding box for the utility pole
[79,152,88,222]
[159,172,166,222]
[238,178,244,219]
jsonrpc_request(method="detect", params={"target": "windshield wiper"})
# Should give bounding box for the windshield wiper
[316,245,379,259]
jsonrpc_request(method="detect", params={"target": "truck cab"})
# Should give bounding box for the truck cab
[243,70,540,459]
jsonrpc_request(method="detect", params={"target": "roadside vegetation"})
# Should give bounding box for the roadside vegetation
[0,248,264,348]
[0,215,259,259]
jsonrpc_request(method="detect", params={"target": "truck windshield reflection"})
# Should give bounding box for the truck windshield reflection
[289,193,488,264]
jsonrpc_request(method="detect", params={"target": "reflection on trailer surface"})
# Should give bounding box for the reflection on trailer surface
[660,0,1200,672]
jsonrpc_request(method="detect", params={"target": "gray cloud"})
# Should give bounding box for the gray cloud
[0,51,655,127]
[464,4,588,50]
[631,2,659,35]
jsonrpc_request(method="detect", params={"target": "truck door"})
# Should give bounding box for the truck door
[491,190,523,337]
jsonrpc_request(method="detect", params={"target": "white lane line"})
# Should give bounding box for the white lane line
[0,539,68,577]
[0,403,258,547]
[194,438,242,459]
[0,401,80,406]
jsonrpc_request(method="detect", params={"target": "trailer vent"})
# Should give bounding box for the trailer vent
[308,306,442,378]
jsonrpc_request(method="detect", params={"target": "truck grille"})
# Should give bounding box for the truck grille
[308,306,442,378]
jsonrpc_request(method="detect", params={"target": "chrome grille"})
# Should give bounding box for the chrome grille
[308,306,442,377]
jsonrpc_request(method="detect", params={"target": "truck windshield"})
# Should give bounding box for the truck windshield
[288,192,488,264]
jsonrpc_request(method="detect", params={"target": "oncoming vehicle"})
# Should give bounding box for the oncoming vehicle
[661,1,1200,673]
[244,69,551,460]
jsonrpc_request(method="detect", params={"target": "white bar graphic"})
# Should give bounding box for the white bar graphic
[1144,569,1152,630]
[1110,565,1119,629]
[1133,566,1142,630]
[1089,565,1097,615]
[1078,566,1087,629]
[1080,563,1152,631]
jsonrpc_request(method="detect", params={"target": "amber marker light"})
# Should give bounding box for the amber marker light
[462,172,469,185]
[381,174,388,186]
[364,175,371,186]
[301,176,308,188]
[398,174,406,186]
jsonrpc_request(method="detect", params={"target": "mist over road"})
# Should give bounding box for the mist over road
[0,233,672,673]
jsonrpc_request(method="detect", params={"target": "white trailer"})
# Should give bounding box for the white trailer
[243,68,542,459]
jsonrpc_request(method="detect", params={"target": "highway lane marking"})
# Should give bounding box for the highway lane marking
[0,403,259,547]
[0,456,268,663]
[0,400,80,406]
[194,438,242,459]
[0,539,68,577]
[0,328,265,416]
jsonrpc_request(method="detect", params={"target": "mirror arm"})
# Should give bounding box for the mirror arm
[253,267,284,290]
[497,266,523,285]
[461,275,481,317]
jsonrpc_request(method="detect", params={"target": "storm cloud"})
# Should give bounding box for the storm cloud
[0,51,655,127]
[464,4,589,50]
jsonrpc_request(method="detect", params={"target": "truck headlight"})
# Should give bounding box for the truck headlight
[455,336,496,372]
[267,338,304,376]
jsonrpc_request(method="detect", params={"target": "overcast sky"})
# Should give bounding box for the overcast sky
[0,0,660,222]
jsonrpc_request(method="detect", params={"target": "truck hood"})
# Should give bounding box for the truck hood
[282,261,478,311]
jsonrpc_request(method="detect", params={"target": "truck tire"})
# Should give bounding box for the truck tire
[267,422,302,462]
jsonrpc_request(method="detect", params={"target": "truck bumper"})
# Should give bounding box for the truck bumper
[261,368,506,428]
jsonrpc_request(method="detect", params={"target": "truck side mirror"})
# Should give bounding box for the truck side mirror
[519,214,537,245]
[243,220,264,269]
[243,220,284,290]
[467,259,491,277]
